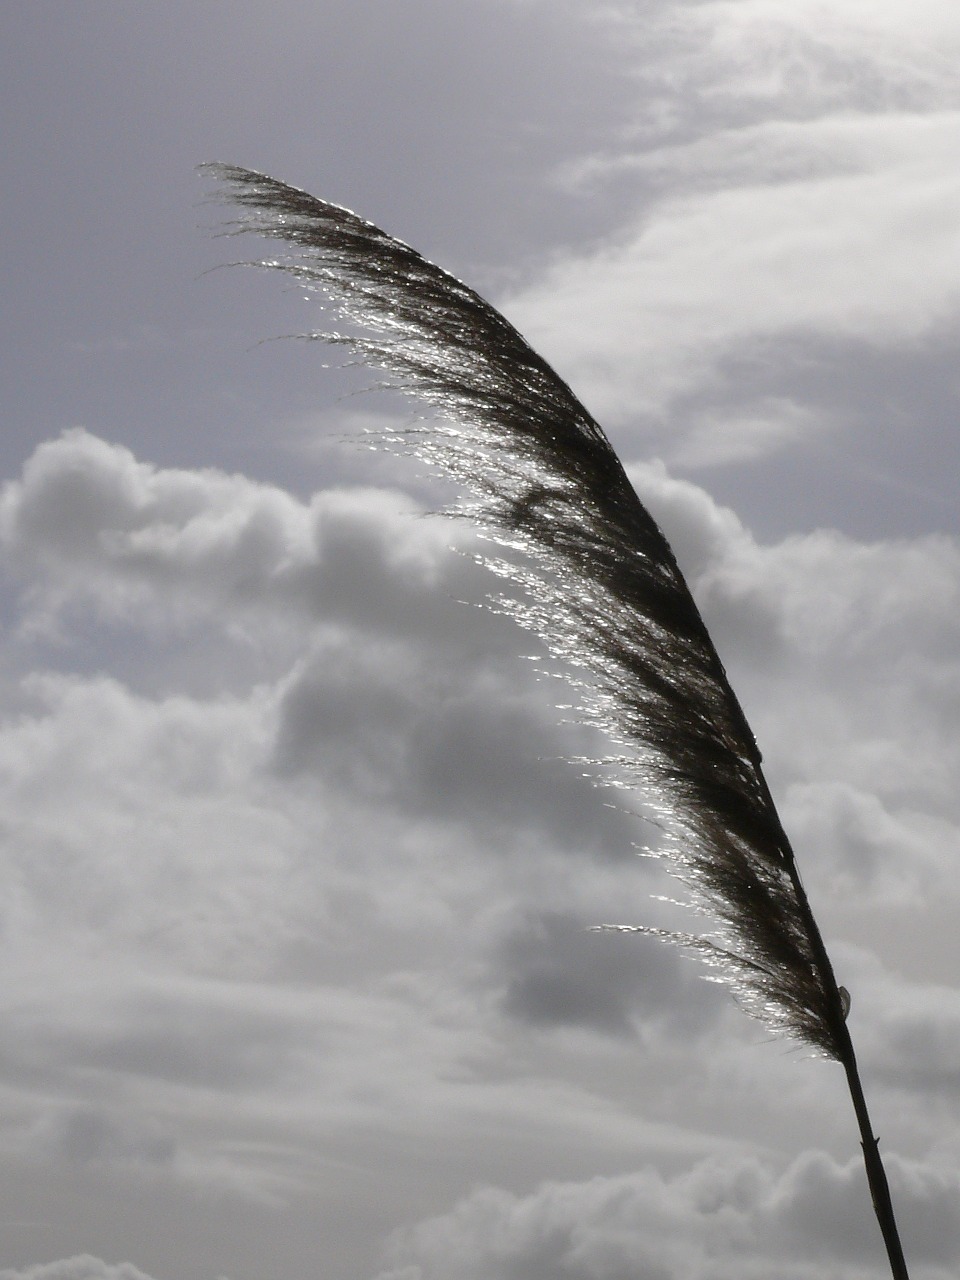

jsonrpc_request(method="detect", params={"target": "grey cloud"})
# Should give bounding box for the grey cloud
[628,462,785,667]
[783,780,944,901]
[9,434,960,910]
[0,428,311,632]
[627,462,751,587]
[0,1262,158,1280]
[404,686,638,858]
[668,325,960,544]
[626,461,960,849]
[505,135,960,431]
[60,997,305,1093]
[776,1149,960,1268]
[0,430,503,656]
[271,641,419,796]
[0,671,300,984]
[500,15,960,482]
[5,430,957,911]
[4,433,956,937]
[870,990,960,1098]
[375,1148,960,1280]
[3,977,321,1109]
[668,2,960,116]
[496,910,720,1040]
[40,1107,176,1170]
[671,396,825,471]
[271,635,640,863]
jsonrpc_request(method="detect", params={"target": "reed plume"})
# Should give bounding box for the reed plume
[202,162,909,1278]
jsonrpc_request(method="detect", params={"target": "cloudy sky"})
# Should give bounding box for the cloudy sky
[2,3,960,1278]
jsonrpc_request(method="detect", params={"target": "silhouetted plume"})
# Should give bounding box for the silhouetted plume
[202,163,909,1278]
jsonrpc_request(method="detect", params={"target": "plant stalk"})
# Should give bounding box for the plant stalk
[783,853,909,1278]
[748,756,910,1279]
[836,1020,910,1280]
